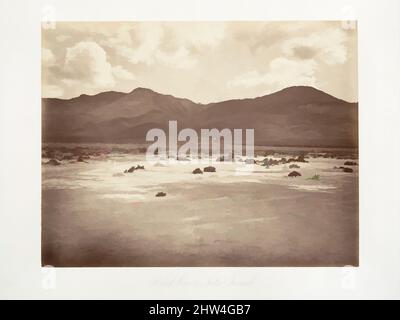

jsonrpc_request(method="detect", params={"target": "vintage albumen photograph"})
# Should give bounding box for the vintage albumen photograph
[42,21,358,267]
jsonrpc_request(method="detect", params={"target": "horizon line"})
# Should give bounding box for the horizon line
[42,85,359,105]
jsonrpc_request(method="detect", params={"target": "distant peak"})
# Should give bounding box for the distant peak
[268,86,348,103]
[278,86,322,93]
[130,87,156,94]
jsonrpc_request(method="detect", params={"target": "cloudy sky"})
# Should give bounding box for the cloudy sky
[42,21,358,103]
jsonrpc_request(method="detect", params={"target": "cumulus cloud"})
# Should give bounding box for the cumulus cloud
[112,65,136,80]
[227,27,349,93]
[155,47,197,69]
[106,22,225,70]
[228,58,317,92]
[291,46,317,60]
[64,41,116,89]
[112,24,198,69]
[283,28,348,65]
[42,84,64,97]
[124,24,163,65]
[42,22,357,102]
[56,35,72,42]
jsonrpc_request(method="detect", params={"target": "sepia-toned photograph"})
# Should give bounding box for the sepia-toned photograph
[41,21,359,267]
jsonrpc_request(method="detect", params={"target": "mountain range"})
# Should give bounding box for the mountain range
[42,86,358,147]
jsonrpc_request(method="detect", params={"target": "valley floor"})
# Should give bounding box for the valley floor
[42,150,359,267]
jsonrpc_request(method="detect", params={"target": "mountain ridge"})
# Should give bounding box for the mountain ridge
[42,86,358,147]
